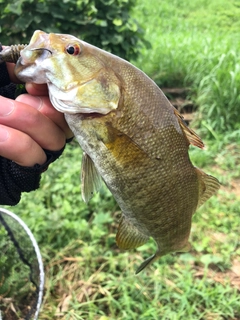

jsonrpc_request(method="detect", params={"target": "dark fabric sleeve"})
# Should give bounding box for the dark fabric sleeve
[0,43,11,86]
[0,146,65,205]
[0,60,11,85]
[0,43,17,99]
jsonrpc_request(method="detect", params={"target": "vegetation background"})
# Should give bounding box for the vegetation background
[0,0,240,319]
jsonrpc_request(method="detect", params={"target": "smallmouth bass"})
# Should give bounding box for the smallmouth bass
[11,30,220,273]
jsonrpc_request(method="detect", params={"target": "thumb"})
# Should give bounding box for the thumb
[25,83,49,96]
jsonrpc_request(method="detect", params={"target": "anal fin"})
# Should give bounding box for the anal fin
[116,216,149,250]
[81,152,102,203]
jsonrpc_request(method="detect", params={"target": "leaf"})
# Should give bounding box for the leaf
[14,12,34,29]
[113,18,123,26]
[200,254,223,266]
[95,19,108,27]
[8,1,23,15]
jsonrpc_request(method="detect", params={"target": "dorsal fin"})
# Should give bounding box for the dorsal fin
[81,152,102,203]
[116,216,149,250]
[174,108,204,149]
[195,168,220,208]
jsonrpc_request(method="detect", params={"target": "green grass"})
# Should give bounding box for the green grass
[132,0,240,134]
[2,137,240,319]
[1,0,240,319]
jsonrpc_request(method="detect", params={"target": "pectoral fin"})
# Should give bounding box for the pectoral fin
[116,216,149,250]
[81,152,102,203]
[196,168,220,208]
[174,108,204,149]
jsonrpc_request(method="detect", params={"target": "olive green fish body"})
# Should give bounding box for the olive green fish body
[14,31,220,273]
[69,110,198,237]
[64,67,205,274]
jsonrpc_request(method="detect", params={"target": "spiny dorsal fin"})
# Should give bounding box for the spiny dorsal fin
[196,168,220,208]
[174,108,204,149]
[81,152,102,203]
[116,216,149,250]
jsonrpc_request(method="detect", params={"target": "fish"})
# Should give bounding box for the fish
[12,30,220,273]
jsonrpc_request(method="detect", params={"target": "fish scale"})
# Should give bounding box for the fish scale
[7,30,220,273]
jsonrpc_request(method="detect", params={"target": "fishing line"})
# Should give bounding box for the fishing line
[0,208,44,320]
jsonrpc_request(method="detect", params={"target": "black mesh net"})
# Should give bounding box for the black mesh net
[0,208,44,320]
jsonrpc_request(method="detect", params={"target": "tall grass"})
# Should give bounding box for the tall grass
[132,0,240,134]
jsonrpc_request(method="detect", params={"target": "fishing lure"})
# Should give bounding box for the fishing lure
[0,44,27,63]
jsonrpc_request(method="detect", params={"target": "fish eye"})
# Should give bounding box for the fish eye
[66,44,81,55]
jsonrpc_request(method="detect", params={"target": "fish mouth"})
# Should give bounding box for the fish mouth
[33,47,52,54]
[15,47,53,84]
[18,47,52,66]
[48,82,80,114]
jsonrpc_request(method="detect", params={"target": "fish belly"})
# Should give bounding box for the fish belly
[65,113,199,250]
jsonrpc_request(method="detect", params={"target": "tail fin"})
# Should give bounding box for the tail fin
[196,168,220,208]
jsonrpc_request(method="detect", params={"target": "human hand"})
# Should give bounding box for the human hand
[0,65,73,167]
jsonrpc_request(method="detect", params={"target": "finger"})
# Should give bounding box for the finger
[6,62,22,83]
[25,83,49,96]
[16,94,73,139]
[0,96,66,151]
[0,124,47,166]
